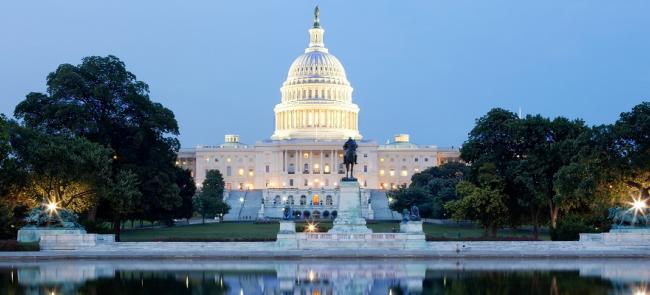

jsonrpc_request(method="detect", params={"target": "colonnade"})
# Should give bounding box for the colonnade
[275,109,358,130]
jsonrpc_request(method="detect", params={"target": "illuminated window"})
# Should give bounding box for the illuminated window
[226,166,232,176]
[238,168,244,176]
[303,152,309,159]
[401,170,408,177]
[389,169,395,176]
[248,169,254,176]
[414,168,420,173]
[324,164,331,174]
[379,169,385,176]
[227,158,231,162]
[380,158,385,162]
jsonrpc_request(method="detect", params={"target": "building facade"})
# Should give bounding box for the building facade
[177,9,460,220]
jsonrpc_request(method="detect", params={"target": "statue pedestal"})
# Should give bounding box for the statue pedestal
[276,221,298,249]
[329,181,372,234]
[17,227,87,243]
[400,221,424,234]
[580,227,650,245]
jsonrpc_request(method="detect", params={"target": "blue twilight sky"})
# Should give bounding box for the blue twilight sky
[1,1,649,148]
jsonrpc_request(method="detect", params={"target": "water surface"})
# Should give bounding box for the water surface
[0,259,648,294]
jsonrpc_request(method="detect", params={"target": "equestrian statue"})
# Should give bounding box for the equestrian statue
[342,137,358,181]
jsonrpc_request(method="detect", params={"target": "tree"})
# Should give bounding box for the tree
[389,186,434,217]
[460,108,525,227]
[14,55,183,225]
[445,163,509,237]
[174,168,196,222]
[511,115,588,236]
[9,124,113,212]
[194,170,229,223]
[391,162,469,218]
[101,170,141,241]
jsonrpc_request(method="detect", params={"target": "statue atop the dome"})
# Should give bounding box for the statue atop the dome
[313,6,321,28]
[342,137,358,181]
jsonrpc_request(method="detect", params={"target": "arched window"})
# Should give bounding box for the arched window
[312,211,321,219]
[300,195,307,206]
[326,195,333,206]
[323,210,330,218]
[303,211,311,219]
[273,195,281,206]
[312,194,320,206]
[288,195,294,205]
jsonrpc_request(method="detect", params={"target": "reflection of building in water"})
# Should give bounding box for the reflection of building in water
[175,8,461,221]
[6,259,649,294]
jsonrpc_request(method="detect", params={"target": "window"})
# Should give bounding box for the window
[274,195,281,205]
[300,195,307,206]
[401,170,408,177]
[326,195,333,206]
[289,179,294,186]
[363,165,368,173]
[312,194,320,206]
[248,168,254,176]
[288,163,295,174]
[313,163,320,174]
[325,179,329,186]
[288,195,294,205]
[380,158,385,162]
[425,158,429,162]
[364,154,368,158]
[238,168,244,176]
[379,169,385,176]
[265,165,270,173]
[226,166,232,176]
[324,164,331,174]
[415,157,418,162]
[304,179,309,186]
[303,152,309,159]
[389,169,395,176]
[226,183,232,190]
[303,163,309,174]
[215,158,219,162]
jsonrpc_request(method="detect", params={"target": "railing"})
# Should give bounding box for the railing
[304,233,399,240]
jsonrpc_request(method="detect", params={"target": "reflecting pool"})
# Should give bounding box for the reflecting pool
[0,259,649,294]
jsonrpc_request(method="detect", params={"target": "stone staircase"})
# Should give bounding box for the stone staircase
[222,190,263,221]
[369,190,400,220]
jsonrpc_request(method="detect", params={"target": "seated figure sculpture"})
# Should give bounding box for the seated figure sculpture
[410,205,421,221]
[283,205,294,220]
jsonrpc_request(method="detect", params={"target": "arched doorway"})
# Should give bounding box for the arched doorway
[312,211,321,219]
[312,194,320,206]
[322,210,330,219]
[303,211,311,219]
[331,210,338,219]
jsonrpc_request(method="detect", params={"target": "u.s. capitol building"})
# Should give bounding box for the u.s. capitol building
[177,8,460,220]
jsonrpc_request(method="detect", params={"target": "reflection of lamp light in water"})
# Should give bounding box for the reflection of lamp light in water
[308,270,316,281]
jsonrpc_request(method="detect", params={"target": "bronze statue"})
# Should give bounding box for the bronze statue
[342,137,358,181]
[313,5,320,28]
[283,205,294,220]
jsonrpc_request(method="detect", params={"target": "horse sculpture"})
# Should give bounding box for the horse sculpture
[342,137,358,181]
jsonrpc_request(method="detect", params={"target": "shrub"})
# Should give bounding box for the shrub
[0,240,40,251]
[551,214,607,241]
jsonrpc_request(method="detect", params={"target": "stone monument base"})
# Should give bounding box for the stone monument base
[579,228,650,245]
[275,221,298,249]
[17,227,87,243]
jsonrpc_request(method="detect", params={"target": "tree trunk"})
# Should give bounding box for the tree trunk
[531,208,540,240]
[86,205,98,222]
[113,219,122,242]
[550,203,560,229]
[483,226,489,238]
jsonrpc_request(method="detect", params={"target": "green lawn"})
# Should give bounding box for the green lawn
[121,221,549,242]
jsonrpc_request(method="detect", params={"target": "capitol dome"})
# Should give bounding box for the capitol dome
[271,7,362,141]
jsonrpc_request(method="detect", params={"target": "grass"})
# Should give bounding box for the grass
[120,221,550,242]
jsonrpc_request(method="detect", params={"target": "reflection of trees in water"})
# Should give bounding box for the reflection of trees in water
[78,271,231,295]
[421,270,615,295]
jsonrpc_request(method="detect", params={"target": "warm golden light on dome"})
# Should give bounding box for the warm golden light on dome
[271,7,361,141]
